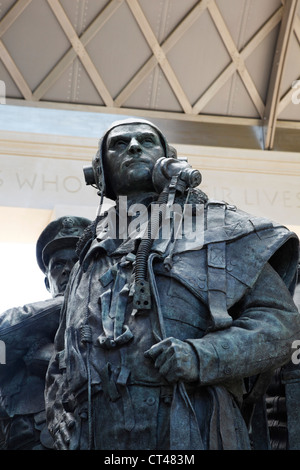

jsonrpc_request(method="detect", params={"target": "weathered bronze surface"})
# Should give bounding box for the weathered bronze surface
[45,119,300,450]
[5,119,299,451]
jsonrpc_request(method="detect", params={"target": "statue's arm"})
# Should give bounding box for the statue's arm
[0,297,63,364]
[187,262,300,385]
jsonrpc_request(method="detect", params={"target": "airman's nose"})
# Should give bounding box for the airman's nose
[128,137,141,154]
[62,261,73,276]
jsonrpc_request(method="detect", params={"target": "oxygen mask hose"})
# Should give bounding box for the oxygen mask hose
[133,185,169,311]
[133,158,201,312]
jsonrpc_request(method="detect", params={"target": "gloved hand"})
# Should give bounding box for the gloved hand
[144,337,199,383]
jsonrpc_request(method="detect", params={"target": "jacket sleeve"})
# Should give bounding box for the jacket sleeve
[187,262,300,386]
[0,297,63,365]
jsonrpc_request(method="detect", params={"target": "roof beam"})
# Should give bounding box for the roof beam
[207,0,265,118]
[0,0,33,99]
[126,0,192,113]
[0,0,32,37]
[0,39,33,100]
[115,0,211,107]
[193,6,283,114]
[263,0,299,149]
[46,0,114,107]
[33,0,123,101]
[6,96,262,127]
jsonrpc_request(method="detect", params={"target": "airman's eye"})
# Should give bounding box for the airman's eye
[51,261,64,270]
[113,140,127,149]
[142,138,155,147]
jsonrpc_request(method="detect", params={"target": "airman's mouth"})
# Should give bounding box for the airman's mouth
[123,158,151,169]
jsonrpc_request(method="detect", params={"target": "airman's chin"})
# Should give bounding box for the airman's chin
[126,167,153,187]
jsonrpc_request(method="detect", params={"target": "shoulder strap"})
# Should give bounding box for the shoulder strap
[206,202,232,331]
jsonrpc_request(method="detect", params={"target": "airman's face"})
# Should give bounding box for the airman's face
[104,124,165,197]
[45,247,78,297]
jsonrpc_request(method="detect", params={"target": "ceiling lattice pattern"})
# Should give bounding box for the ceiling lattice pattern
[0,0,300,149]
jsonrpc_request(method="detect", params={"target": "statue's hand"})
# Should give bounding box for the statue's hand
[144,337,199,383]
